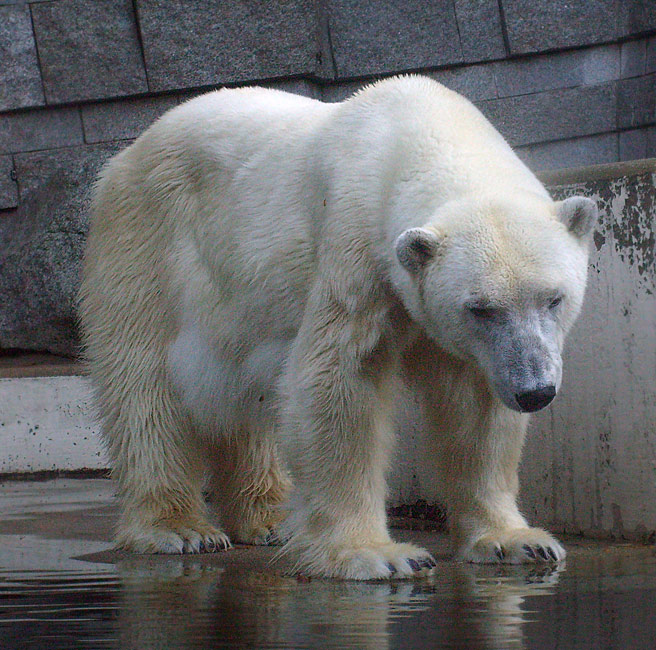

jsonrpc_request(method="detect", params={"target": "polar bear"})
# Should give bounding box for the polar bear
[79,75,596,580]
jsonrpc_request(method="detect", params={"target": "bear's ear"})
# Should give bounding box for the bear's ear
[395,227,442,273]
[556,196,597,239]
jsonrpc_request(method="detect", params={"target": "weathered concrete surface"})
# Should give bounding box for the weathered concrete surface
[0,377,104,474]
[521,161,656,541]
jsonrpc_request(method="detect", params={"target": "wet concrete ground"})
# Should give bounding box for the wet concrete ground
[1,479,656,649]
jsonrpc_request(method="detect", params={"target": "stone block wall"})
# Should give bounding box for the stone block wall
[1,0,655,354]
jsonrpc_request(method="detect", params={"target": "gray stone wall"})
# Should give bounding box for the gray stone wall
[1,0,655,354]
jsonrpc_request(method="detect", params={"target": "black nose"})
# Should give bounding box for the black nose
[515,385,556,412]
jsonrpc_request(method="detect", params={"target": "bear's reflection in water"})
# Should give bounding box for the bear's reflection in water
[114,558,561,650]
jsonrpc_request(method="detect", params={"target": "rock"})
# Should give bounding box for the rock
[0,143,124,356]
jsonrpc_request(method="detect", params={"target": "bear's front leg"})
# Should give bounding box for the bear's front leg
[437,399,565,565]
[280,284,436,580]
[405,340,566,566]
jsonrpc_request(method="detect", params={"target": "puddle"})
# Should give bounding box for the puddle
[1,480,656,649]
[2,555,656,649]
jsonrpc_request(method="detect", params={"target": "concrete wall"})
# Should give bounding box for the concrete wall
[522,161,656,542]
[0,376,103,474]
[1,1,656,355]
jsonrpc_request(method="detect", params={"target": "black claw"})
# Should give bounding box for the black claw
[408,559,421,572]
[547,547,558,561]
[537,545,549,561]
[419,557,435,569]
[386,562,397,575]
[523,544,536,559]
[495,546,505,561]
[198,541,206,553]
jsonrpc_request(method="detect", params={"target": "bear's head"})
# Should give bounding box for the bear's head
[394,194,597,413]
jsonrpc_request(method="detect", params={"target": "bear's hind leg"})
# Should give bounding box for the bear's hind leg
[102,382,231,554]
[208,435,292,545]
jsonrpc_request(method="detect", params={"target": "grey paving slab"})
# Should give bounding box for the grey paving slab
[0,106,83,155]
[0,4,44,111]
[581,44,623,85]
[138,0,319,92]
[617,73,656,129]
[619,129,649,161]
[478,83,617,147]
[326,0,463,78]
[321,79,369,103]
[428,63,498,102]
[517,133,619,172]
[31,0,148,104]
[0,144,123,355]
[0,154,17,209]
[81,95,179,144]
[261,79,323,100]
[493,45,620,98]
[647,36,656,74]
[647,126,656,157]
[454,0,506,62]
[617,0,656,37]
[621,39,647,78]
[502,0,617,55]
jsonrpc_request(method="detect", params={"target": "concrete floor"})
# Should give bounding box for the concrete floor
[1,479,656,649]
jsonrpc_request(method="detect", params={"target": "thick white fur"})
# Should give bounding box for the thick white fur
[79,76,592,578]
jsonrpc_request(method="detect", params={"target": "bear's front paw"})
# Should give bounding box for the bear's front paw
[117,519,232,555]
[300,542,437,580]
[459,528,566,565]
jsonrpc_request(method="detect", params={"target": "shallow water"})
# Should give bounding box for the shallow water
[1,480,656,650]
[4,549,656,649]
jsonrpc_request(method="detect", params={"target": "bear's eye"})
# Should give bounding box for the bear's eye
[468,306,497,319]
[549,296,563,310]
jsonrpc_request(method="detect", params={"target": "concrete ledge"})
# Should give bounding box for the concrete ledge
[0,353,82,378]
[538,157,656,185]
[0,376,105,474]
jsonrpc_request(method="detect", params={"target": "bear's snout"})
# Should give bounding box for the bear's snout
[514,385,556,413]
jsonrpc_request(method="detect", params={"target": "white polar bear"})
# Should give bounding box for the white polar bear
[79,75,596,580]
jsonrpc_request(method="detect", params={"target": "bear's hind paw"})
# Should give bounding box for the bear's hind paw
[118,522,232,555]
